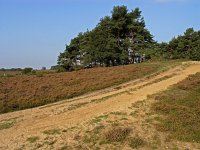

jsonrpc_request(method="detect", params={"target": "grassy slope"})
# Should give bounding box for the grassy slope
[0,61,180,113]
[152,72,200,143]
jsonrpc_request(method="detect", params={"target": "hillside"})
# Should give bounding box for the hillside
[0,61,200,149]
[0,61,177,114]
[1,2,200,150]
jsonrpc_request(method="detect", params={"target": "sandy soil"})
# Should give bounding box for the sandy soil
[0,62,200,150]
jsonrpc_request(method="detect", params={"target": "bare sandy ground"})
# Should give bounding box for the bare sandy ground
[0,62,200,150]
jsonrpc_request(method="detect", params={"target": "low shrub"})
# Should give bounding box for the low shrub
[104,127,132,142]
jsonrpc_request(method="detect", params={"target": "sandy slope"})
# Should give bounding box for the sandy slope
[0,62,200,149]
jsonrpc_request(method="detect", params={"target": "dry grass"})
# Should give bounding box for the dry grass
[0,70,55,77]
[43,129,61,135]
[0,119,15,130]
[110,111,127,116]
[90,115,108,124]
[0,61,178,113]
[67,102,89,111]
[152,72,200,143]
[0,71,21,77]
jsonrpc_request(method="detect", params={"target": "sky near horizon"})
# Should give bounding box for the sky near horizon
[0,0,199,69]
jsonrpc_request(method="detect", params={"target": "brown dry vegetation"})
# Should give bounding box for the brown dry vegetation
[104,127,132,142]
[0,71,21,77]
[0,62,169,113]
[0,70,55,77]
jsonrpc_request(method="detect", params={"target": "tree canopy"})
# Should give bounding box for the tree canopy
[58,6,200,71]
[165,28,200,60]
[58,6,153,71]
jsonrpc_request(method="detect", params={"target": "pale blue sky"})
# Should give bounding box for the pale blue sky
[0,0,199,69]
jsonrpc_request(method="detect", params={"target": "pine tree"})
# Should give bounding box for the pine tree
[57,6,154,71]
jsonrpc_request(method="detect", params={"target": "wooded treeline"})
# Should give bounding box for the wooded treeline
[58,6,153,71]
[58,5,200,71]
[163,28,200,60]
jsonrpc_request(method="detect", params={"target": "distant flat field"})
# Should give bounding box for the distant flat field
[0,71,21,76]
[0,61,180,113]
[0,70,55,76]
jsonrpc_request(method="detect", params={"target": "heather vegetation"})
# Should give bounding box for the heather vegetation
[1,6,199,114]
[152,73,200,143]
[0,61,168,113]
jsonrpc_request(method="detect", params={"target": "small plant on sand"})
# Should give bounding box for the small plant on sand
[104,127,132,143]
[0,120,15,130]
[27,136,39,143]
[110,111,127,116]
[43,129,61,135]
[129,137,145,148]
[90,115,108,124]
[59,146,72,150]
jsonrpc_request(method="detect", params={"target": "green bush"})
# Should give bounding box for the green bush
[22,68,33,74]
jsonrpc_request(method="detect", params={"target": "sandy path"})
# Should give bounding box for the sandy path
[0,62,200,149]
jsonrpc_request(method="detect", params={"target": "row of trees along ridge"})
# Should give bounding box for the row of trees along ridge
[58,6,153,71]
[57,5,200,71]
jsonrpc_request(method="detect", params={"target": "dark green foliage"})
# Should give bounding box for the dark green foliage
[42,67,46,70]
[165,28,200,60]
[57,6,200,68]
[50,65,60,70]
[0,68,6,71]
[0,68,22,71]
[22,68,33,74]
[58,6,153,71]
